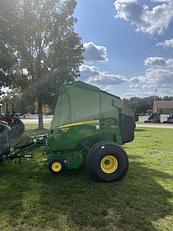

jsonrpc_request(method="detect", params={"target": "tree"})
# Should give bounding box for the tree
[11,94,36,114]
[0,0,24,111]
[1,0,83,129]
[0,35,20,111]
[0,46,16,88]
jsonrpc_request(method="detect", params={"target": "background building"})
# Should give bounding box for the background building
[153,101,173,114]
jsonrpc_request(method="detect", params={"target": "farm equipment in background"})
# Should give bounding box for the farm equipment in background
[144,112,161,123]
[0,122,10,161]
[163,113,173,124]
[0,81,135,182]
[0,113,25,141]
[135,113,139,122]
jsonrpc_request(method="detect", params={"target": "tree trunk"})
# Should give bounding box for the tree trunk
[38,99,44,129]
[5,103,9,114]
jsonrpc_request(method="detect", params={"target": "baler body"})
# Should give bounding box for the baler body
[47,81,135,170]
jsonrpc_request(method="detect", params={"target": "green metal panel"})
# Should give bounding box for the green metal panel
[51,81,100,129]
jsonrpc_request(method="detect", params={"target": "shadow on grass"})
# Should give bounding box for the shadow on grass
[0,156,172,231]
[135,128,146,132]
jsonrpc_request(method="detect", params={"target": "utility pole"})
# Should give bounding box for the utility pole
[153,89,157,112]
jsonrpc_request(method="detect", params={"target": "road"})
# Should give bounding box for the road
[21,117,52,124]
[21,117,173,129]
[136,123,173,129]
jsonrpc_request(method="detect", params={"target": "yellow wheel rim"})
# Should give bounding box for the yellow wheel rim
[51,162,62,173]
[100,155,118,174]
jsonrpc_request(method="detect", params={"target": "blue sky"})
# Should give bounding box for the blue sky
[74,0,173,98]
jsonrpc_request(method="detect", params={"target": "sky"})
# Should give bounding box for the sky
[74,0,173,98]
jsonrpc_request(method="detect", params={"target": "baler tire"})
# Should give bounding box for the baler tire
[48,159,64,175]
[86,141,116,180]
[86,141,128,182]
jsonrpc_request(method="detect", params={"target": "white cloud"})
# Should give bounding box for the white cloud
[124,90,152,98]
[80,64,128,85]
[84,42,108,63]
[79,64,99,79]
[114,0,173,34]
[130,56,173,95]
[144,57,166,66]
[156,38,173,48]
[80,56,173,97]
[87,73,127,85]
[80,41,128,94]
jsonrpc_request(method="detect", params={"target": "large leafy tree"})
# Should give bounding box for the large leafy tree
[1,0,83,128]
[0,27,19,111]
[0,46,17,96]
[0,0,18,91]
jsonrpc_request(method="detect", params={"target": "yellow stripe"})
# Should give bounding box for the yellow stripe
[58,120,99,129]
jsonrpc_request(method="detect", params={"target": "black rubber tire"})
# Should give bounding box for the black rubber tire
[86,141,129,182]
[48,159,64,175]
[15,119,25,137]
[8,118,25,140]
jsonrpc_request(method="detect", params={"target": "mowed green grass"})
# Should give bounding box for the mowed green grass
[24,123,50,131]
[0,126,173,231]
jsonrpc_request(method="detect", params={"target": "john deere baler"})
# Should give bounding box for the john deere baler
[47,81,135,181]
[0,81,135,182]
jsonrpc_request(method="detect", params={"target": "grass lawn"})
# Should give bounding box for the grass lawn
[24,123,50,131]
[0,126,173,231]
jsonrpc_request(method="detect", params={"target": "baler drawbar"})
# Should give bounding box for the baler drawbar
[0,135,47,162]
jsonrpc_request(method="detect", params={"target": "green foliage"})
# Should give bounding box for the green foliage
[9,0,83,98]
[0,127,172,231]
[0,46,16,89]
[11,95,36,114]
[0,0,18,92]
[0,0,84,127]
